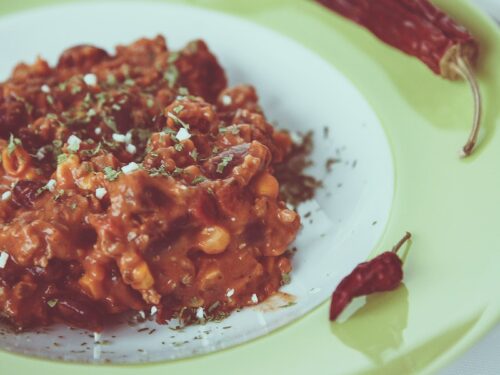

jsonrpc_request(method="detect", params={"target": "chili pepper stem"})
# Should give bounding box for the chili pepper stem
[453,56,482,157]
[391,232,412,254]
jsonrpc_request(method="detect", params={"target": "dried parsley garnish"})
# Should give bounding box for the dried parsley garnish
[172,167,184,176]
[216,155,233,174]
[219,126,239,135]
[167,112,190,129]
[167,52,179,64]
[103,166,120,181]
[189,149,198,161]
[103,116,118,133]
[163,127,176,135]
[57,154,68,165]
[7,134,22,156]
[149,166,170,177]
[106,73,117,86]
[178,87,189,96]
[281,273,291,285]
[164,65,179,88]
[173,105,184,114]
[191,176,206,185]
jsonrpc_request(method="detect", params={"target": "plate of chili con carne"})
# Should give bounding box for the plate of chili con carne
[0,0,500,374]
[0,0,394,364]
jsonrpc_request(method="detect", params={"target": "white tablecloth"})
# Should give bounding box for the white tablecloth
[439,1,499,374]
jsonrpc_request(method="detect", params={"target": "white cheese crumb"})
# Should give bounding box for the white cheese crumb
[251,293,259,304]
[1,191,11,201]
[41,84,51,93]
[67,134,82,152]
[138,310,146,319]
[95,187,107,200]
[0,252,9,268]
[93,344,101,360]
[256,311,267,327]
[125,131,133,144]
[87,108,96,117]
[126,143,137,154]
[112,133,127,143]
[121,162,139,174]
[83,73,97,86]
[45,179,56,192]
[35,148,46,160]
[112,131,132,144]
[93,332,101,343]
[226,288,235,298]
[150,306,158,316]
[94,127,102,135]
[196,307,205,320]
[289,131,303,145]
[176,127,191,142]
[127,232,137,241]
[221,95,232,106]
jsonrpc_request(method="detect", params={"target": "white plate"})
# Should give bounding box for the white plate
[0,1,393,363]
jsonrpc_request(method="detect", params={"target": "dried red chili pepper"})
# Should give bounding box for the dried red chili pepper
[329,232,411,321]
[316,0,482,157]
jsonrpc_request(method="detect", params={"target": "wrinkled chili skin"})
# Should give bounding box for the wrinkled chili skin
[315,0,478,77]
[329,252,402,321]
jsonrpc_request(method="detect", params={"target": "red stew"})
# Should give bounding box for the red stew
[0,36,300,331]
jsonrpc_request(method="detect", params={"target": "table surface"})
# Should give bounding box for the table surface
[440,3,500,374]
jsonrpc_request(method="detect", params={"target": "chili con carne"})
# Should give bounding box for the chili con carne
[0,36,300,331]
